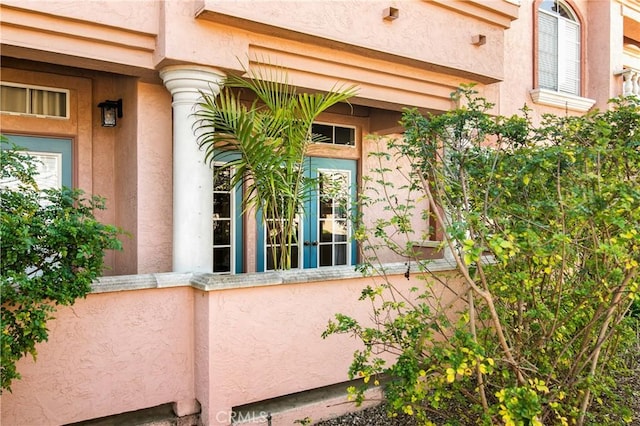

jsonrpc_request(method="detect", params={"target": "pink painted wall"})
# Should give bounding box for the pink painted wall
[0,3,633,424]
[1,270,463,426]
[195,271,464,425]
[360,134,435,264]
[191,0,514,81]
[135,81,174,274]
[199,270,463,425]
[114,77,140,275]
[5,0,159,35]
[1,286,195,426]
[500,0,627,120]
[0,1,158,76]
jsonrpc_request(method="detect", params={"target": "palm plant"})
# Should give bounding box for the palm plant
[194,63,357,270]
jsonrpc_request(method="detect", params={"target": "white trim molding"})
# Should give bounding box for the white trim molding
[529,88,596,112]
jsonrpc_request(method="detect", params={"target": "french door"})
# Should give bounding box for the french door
[258,157,357,271]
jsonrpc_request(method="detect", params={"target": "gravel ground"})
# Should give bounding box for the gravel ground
[315,403,418,426]
[316,364,640,426]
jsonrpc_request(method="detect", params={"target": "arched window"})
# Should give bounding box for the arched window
[537,0,581,95]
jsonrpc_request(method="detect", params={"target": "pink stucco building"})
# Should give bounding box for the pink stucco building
[1,1,638,425]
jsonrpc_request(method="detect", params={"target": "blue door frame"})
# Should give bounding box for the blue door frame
[3,134,73,188]
[257,157,357,271]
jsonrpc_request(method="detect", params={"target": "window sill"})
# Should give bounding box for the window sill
[529,88,596,112]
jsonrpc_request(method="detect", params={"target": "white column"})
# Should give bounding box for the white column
[160,65,225,272]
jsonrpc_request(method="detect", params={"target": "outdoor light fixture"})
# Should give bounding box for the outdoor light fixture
[98,99,123,127]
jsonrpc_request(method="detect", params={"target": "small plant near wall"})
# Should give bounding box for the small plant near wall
[323,87,640,425]
[294,416,312,425]
[1,138,122,392]
[194,62,357,270]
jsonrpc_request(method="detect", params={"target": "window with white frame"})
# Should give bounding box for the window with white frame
[0,82,69,119]
[317,168,352,267]
[257,157,357,272]
[312,123,356,146]
[213,164,243,273]
[537,0,581,95]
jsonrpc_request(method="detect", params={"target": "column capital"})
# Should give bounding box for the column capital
[159,65,226,99]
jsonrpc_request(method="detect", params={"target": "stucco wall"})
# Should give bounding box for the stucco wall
[2,0,159,35]
[500,0,627,121]
[136,81,174,274]
[4,0,631,275]
[360,134,436,264]
[195,266,462,426]
[192,0,515,81]
[1,286,195,426]
[1,265,463,426]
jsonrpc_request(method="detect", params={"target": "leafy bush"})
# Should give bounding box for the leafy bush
[324,88,640,425]
[1,142,122,391]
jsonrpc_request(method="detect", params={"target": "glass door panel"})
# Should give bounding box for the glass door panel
[305,157,357,269]
[317,169,351,267]
[257,157,356,271]
[212,164,243,273]
[265,216,300,270]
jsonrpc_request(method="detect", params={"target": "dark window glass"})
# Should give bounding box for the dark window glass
[312,123,355,146]
[214,193,231,217]
[212,165,234,273]
[312,124,333,143]
[335,126,355,145]
[334,244,347,265]
[213,247,231,272]
[320,245,332,267]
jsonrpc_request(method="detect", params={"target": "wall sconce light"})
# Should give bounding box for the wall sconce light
[383,7,399,21]
[98,99,123,127]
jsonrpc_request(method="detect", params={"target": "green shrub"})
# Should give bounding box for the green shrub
[1,141,122,391]
[324,88,640,425]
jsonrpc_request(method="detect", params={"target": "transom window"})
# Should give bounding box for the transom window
[312,123,356,146]
[0,82,69,119]
[537,0,581,95]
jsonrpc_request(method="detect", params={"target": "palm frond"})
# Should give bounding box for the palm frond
[193,57,358,269]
